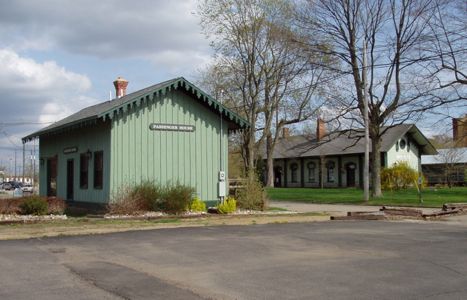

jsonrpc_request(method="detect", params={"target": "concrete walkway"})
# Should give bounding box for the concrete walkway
[270,201,439,216]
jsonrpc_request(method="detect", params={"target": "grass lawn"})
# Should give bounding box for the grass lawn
[266,187,467,208]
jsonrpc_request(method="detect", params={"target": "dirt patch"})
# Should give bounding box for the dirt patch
[0,213,329,240]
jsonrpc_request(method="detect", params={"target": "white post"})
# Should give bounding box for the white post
[219,90,225,203]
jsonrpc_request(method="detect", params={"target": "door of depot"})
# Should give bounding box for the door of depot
[47,156,58,197]
[67,159,74,200]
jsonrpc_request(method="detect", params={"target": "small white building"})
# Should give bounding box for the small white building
[4,177,34,184]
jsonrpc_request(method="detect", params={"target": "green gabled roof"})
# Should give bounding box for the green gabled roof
[22,77,249,142]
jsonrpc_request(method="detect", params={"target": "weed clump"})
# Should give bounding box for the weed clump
[236,172,268,211]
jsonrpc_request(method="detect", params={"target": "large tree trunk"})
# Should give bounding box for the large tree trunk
[266,134,275,187]
[242,125,258,174]
[371,136,383,197]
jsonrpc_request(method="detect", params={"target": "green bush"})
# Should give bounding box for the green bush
[110,181,195,215]
[131,180,161,209]
[19,197,48,215]
[381,162,420,190]
[156,182,195,214]
[189,197,206,212]
[1,196,65,215]
[236,172,268,210]
[109,181,160,214]
[218,196,237,214]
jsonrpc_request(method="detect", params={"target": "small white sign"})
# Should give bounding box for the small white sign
[149,123,195,132]
[63,147,78,154]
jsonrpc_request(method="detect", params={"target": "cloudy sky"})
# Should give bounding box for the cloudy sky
[0,0,463,175]
[0,0,211,172]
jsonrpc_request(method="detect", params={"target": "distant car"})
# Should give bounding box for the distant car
[9,181,22,189]
[22,184,34,193]
[3,182,13,190]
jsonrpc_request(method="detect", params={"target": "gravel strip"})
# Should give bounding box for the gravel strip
[0,214,67,221]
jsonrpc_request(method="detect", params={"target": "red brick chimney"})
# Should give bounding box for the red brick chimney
[113,77,128,98]
[316,118,326,141]
[282,127,290,138]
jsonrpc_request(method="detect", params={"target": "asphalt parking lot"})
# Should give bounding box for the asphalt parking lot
[0,220,466,300]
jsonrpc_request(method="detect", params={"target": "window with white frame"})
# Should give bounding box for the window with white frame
[307,162,316,182]
[326,161,335,183]
[290,163,298,183]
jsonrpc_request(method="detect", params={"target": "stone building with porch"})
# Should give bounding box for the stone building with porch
[265,120,437,188]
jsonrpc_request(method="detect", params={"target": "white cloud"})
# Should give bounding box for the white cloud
[0,0,210,62]
[0,49,91,95]
[0,48,97,149]
[149,50,212,74]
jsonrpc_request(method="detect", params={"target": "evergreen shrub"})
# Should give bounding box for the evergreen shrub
[156,183,195,214]
[19,196,48,215]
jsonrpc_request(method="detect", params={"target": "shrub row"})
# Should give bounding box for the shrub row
[109,175,269,215]
[109,181,201,215]
[0,196,66,215]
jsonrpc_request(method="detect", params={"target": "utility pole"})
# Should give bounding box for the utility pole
[362,41,370,202]
[14,149,17,179]
[23,143,25,183]
[33,138,36,186]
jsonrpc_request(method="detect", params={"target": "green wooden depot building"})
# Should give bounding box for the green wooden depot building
[22,77,248,204]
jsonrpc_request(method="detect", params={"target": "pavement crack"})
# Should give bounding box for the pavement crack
[422,259,465,276]
[64,263,128,300]
[63,261,208,300]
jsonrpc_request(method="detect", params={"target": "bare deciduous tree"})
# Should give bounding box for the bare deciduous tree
[199,0,325,180]
[427,0,467,91]
[297,0,450,197]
